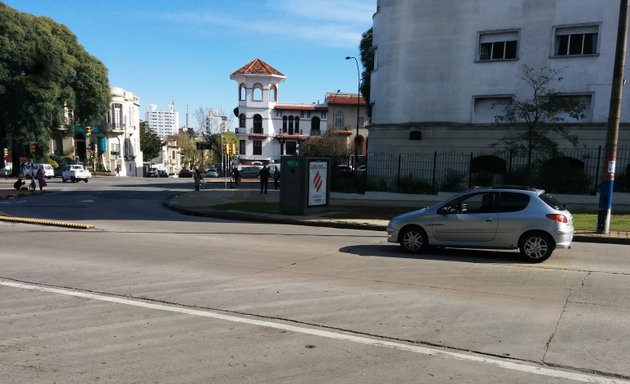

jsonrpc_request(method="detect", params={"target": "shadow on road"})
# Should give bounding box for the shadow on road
[340,244,526,264]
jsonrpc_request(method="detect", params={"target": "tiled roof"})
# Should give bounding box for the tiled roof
[274,103,327,111]
[326,95,367,105]
[231,58,285,77]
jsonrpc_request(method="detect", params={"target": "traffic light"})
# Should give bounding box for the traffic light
[2,147,7,158]
[231,143,236,156]
[29,142,36,154]
[86,126,92,136]
[225,143,232,155]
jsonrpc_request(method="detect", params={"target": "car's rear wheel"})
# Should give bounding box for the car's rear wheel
[519,232,555,263]
[84,179,88,183]
[399,226,428,253]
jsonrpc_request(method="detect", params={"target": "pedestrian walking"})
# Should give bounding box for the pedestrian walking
[258,165,270,194]
[193,167,203,191]
[115,165,121,176]
[232,168,241,187]
[273,167,280,189]
[36,167,47,191]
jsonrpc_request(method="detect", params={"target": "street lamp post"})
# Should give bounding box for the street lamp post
[345,56,360,169]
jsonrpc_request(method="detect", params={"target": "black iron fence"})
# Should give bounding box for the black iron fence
[338,146,630,195]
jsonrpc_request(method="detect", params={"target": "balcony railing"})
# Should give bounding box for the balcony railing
[235,127,266,135]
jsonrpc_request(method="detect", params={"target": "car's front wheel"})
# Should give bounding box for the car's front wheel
[399,226,428,253]
[84,179,88,183]
[519,232,555,263]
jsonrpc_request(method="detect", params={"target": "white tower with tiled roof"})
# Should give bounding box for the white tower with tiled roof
[230,58,329,164]
[230,58,285,163]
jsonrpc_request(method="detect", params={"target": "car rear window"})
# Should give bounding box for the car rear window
[539,193,567,211]
[497,192,530,212]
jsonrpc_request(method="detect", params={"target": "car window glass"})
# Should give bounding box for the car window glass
[442,192,497,214]
[498,192,530,212]
[539,193,567,211]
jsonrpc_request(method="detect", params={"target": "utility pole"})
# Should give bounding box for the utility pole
[597,0,629,234]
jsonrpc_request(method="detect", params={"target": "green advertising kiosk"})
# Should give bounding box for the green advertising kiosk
[280,156,331,215]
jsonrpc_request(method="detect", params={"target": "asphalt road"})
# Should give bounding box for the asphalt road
[1,177,629,383]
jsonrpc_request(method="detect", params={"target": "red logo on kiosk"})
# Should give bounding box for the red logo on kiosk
[313,171,323,192]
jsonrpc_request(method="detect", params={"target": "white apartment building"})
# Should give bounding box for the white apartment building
[146,104,179,137]
[369,0,630,154]
[102,87,144,176]
[206,108,228,134]
[51,87,143,176]
[230,58,329,164]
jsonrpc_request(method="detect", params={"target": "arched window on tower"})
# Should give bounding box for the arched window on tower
[282,116,287,133]
[270,85,277,102]
[239,84,246,101]
[253,84,263,101]
[295,117,300,134]
[288,116,294,135]
[253,114,263,134]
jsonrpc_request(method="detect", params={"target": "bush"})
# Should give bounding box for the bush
[50,155,73,168]
[397,175,433,194]
[614,166,630,192]
[469,171,495,187]
[538,158,591,194]
[441,168,466,191]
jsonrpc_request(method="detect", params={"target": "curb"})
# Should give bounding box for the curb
[0,215,94,229]
[165,199,629,245]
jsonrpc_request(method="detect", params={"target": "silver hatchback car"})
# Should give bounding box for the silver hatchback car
[387,187,574,262]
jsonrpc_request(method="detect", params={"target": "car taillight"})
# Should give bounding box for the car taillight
[546,214,568,223]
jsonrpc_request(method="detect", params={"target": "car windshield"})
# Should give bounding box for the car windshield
[539,192,567,211]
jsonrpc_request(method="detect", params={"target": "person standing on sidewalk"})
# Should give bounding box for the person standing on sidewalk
[258,165,270,194]
[36,167,47,191]
[232,168,241,187]
[193,167,203,191]
[273,167,280,189]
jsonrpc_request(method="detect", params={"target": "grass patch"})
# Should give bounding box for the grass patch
[210,202,630,232]
[572,213,630,232]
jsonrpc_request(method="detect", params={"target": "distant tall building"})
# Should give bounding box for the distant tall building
[146,104,179,137]
[207,108,227,134]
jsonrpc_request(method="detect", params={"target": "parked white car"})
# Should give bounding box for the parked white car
[61,164,92,183]
[21,163,54,179]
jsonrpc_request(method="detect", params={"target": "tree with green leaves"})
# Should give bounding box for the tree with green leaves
[140,121,163,162]
[0,3,110,175]
[494,65,585,168]
[359,27,374,117]
[300,132,351,165]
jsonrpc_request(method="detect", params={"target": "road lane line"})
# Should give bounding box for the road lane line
[1,279,628,384]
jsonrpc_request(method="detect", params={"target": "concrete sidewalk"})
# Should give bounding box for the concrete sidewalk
[165,188,630,245]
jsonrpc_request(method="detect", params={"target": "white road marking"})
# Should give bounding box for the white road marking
[1,279,628,384]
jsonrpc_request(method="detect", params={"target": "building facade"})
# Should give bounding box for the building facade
[230,58,329,164]
[101,87,144,176]
[146,104,179,137]
[325,91,369,158]
[369,0,630,155]
[50,87,143,176]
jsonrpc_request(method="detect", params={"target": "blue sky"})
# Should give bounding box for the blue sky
[4,0,375,128]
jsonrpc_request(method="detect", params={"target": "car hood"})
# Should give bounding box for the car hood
[390,207,430,223]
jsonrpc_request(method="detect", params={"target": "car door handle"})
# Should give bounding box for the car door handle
[485,218,493,222]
